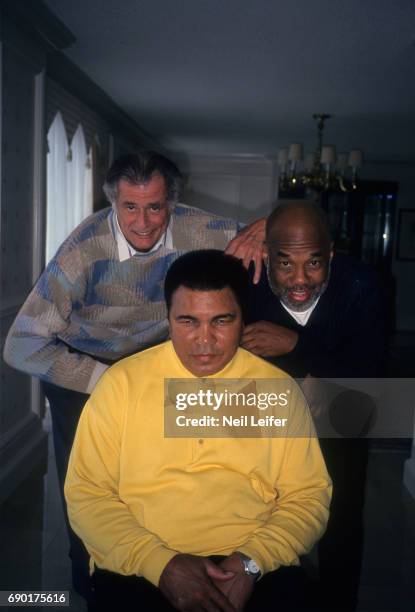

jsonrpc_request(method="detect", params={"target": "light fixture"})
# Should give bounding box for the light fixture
[278,114,363,195]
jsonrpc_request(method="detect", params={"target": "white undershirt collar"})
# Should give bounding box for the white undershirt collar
[112,208,173,262]
[280,298,320,326]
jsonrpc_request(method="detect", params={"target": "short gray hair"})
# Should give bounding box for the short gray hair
[103,151,183,205]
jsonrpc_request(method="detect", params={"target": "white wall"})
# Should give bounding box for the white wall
[173,153,279,224]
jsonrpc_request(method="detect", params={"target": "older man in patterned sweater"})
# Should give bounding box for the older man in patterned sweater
[3,151,265,606]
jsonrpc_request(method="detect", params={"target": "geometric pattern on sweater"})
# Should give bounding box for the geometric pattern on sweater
[4,203,239,393]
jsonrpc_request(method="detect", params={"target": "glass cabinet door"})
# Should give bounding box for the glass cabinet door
[322,181,397,272]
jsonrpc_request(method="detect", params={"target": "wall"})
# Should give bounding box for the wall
[0,8,48,500]
[0,3,160,501]
[174,153,279,224]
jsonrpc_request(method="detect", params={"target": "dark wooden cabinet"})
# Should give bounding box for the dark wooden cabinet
[320,181,398,274]
[321,181,398,332]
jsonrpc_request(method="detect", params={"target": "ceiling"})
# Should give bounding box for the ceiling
[43,0,415,162]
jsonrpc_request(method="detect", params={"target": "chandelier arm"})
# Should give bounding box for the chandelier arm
[278,113,361,197]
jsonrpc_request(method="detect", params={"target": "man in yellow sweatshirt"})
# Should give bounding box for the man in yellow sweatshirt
[65,250,331,612]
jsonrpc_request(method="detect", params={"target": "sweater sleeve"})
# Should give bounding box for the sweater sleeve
[64,369,178,586]
[238,385,332,574]
[3,253,103,394]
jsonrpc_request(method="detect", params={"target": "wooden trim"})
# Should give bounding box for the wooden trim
[1,0,75,52]
[47,52,162,151]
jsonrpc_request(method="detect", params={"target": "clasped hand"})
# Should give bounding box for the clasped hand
[159,553,253,612]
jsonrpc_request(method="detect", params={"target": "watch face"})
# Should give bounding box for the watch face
[247,559,260,574]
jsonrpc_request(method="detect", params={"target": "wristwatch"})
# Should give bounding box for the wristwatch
[235,552,262,582]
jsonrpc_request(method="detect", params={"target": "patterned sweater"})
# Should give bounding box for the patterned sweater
[4,204,239,393]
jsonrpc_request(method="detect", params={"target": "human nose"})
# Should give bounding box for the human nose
[292,264,308,285]
[195,323,216,348]
[134,209,149,231]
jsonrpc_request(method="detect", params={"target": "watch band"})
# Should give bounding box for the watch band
[235,551,262,582]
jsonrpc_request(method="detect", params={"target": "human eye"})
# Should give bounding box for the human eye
[277,259,292,269]
[179,317,196,326]
[215,318,227,326]
[149,203,162,212]
[215,315,234,326]
[308,259,322,269]
[124,203,136,212]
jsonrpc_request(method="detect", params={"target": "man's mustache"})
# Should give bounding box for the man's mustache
[281,284,319,293]
[191,346,222,356]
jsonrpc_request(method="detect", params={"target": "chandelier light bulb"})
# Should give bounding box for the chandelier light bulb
[321,146,336,165]
[278,148,288,167]
[348,150,363,169]
[277,114,363,195]
[288,143,303,162]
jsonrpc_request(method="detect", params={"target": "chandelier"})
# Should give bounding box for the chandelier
[277,114,363,194]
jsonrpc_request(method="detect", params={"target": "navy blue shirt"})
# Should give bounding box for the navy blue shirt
[247,254,387,378]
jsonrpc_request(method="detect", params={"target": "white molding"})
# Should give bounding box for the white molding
[31,378,43,419]
[32,68,46,283]
[174,152,278,178]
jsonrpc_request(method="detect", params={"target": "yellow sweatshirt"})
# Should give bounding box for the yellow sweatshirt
[65,341,331,587]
